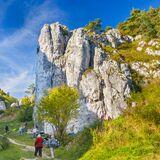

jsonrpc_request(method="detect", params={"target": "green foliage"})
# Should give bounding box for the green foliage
[0,144,34,160]
[17,106,33,122]
[17,96,34,122]
[130,68,144,92]
[111,41,160,63]
[0,136,9,151]
[84,19,102,33]
[0,89,17,108]
[55,128,93,160]
[20,96,33,106]
[104,45,115,53]
[105,26,112,32]
[118,7,160,39]
[83,68,93,77]
[3,107,18,117]
[39,85,79,144]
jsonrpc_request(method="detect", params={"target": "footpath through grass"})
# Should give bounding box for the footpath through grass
[0,143,34,160]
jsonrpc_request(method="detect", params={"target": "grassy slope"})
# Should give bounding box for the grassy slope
[0,144,34,160]
[0,116,35,159]
[0,117,34,146]
[79,80,160,160]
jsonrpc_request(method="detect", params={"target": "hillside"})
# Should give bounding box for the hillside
[0,89,17,108]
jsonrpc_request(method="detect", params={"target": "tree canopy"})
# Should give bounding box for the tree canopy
[118,7,160,39]
[39,85,79,144]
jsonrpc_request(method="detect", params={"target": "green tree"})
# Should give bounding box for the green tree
[84,19,102,33]
[18,96,34,122]
[25,84,35,96]
[118,7,160,39]
[39,85,79,144]
[140,14,157,39]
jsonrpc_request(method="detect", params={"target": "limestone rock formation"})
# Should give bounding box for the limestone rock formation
[131,61,160,78]
[0,101,6,111]
[105,29,133,48]
[35,23,132,133]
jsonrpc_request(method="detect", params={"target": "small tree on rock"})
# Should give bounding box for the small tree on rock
[39,85,79,144]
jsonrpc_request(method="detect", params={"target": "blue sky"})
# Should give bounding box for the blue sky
[0,0,159,98]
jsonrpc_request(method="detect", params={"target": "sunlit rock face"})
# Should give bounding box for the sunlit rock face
[35,22,132,134]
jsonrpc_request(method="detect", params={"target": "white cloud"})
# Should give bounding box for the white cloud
[0,70,34,98]
[0,0,66,98]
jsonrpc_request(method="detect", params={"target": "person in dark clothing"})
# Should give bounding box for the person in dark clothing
[4,125,9,133]
[34,134,43,157]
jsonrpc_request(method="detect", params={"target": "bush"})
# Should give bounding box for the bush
[17,106,33,122]
[0,110,4,115]
[0,136,10,151]
[84,19,102,33]
[4,107,18,117]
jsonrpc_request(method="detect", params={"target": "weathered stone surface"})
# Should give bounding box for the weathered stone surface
[38,22,70,62]
[10,102,19,108]
[134,35,142,41]
[99,60,131,118]
[80,70,105,119]
[105,29,132,48]
[35,23,133,133]
[131,61,160,78]
[145,48,160,56]
[65,28,90,87]
[0,101,6,111]
[94,47,108,73]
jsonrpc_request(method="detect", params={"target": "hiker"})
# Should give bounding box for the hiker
[48,135,60,159]
[48,135,55,159]
[18,125,25,135]
[32,127,38,138]
[4,124,9,133]
[34,134,43,157]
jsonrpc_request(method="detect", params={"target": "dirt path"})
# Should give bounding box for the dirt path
[1,134,51,160]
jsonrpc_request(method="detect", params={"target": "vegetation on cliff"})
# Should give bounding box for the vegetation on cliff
[118,7,160,39]
[0,89,17,107]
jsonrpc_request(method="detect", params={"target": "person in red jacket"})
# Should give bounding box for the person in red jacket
[34,134,43,157]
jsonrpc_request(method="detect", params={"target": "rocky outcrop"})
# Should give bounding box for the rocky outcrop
[35,23,132,133]
[131,61,160,78]
[0,101,6,111]
[105,29,133,48]
[65,28,90,87]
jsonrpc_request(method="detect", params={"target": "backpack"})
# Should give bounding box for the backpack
[49,138,60,148]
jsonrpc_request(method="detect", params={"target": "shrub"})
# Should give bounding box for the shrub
[17,106,33,122]
[0,136,10,151]
[84,19,102,33]
[0,110,4,115]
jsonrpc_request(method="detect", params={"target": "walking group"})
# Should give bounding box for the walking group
[34,133,59,159]
[4,123,59,159]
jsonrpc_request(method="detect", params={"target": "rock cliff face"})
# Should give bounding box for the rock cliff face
[35,22,132,133]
